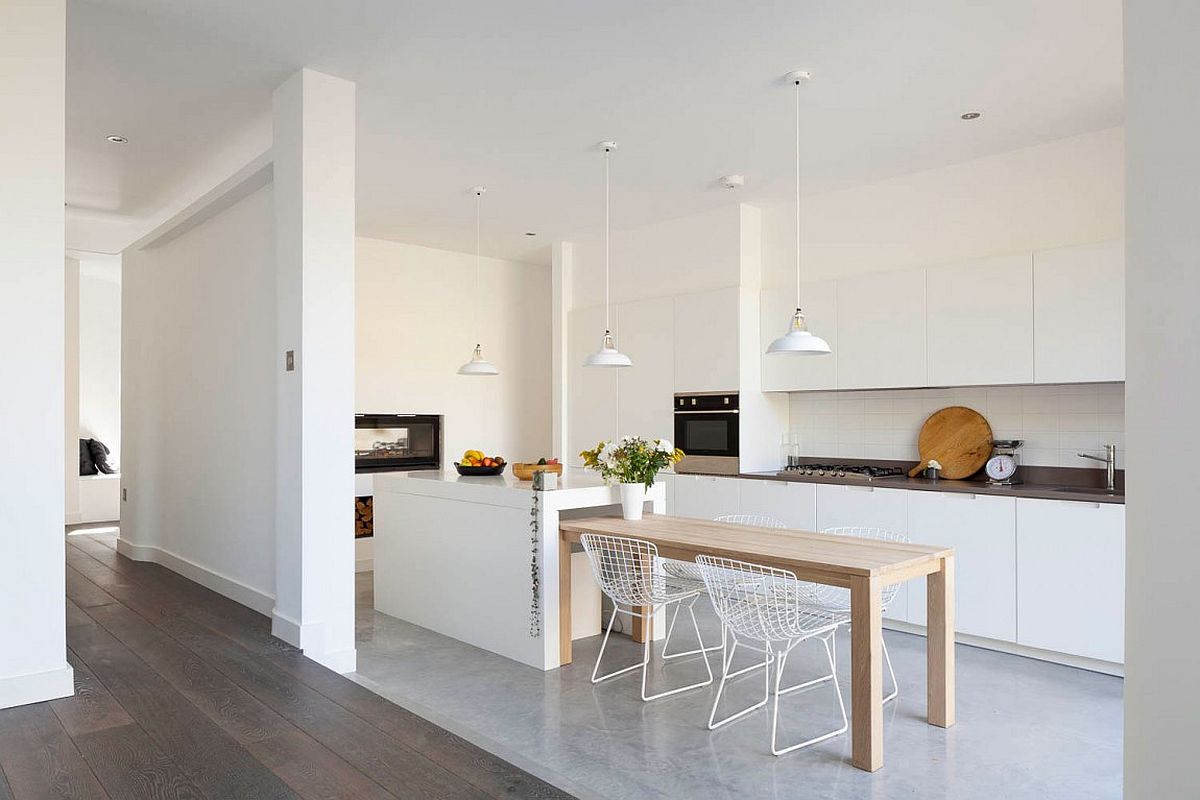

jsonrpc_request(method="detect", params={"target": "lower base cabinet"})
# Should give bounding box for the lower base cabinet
[906,492,1017,642]
[665,474,1125,666]
[1016,498,1125,664]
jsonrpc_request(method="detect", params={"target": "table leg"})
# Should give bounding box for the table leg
[850,574,883,772]
[927,555,956,728]
[558,540,573,665]
[631,607,652,643]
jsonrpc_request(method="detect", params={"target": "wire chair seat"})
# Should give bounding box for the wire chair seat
[799,526,909,611]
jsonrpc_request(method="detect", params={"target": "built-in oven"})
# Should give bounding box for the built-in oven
[354,414,442,473]
[673,393,739,475]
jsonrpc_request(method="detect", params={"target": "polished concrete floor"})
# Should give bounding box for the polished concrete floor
[353,572,1122,800]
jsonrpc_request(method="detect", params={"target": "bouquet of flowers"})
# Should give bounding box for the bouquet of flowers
[580,436,685,489]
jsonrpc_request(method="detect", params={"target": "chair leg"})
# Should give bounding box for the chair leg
[591,605,642,684]
[662,596,722,661]
[641,602,714,702]
[770,636,848,756]
[882,637,898,705]
[708,636,771,730]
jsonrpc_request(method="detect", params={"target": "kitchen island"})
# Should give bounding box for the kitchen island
[372,469,665,670]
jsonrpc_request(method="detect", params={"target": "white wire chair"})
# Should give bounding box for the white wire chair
[580,533,714,701]
[696,555,847,756]
[800,526,910,704]
[660,514,786,662]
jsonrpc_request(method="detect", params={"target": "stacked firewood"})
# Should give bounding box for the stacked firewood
[355,496,373,538]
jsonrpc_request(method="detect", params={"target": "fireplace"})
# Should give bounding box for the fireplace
[354,413,442,473]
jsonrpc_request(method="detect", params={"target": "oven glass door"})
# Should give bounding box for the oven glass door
[674,412,739,458]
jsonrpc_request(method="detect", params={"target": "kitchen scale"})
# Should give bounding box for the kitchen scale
[985,440,1024,485]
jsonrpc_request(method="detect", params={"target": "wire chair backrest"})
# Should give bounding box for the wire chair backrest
[801,526,911,611]
[580,533,662,607]
[696,555,832,642]
[713,514,787,529]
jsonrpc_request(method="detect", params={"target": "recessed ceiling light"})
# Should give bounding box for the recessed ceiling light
[960,112,981,121]
[106,135,128,143]
[525,232,537,237]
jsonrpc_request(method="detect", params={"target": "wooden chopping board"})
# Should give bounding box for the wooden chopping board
[908,406,993,479]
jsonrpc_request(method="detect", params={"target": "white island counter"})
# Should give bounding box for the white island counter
[372,469,665,670]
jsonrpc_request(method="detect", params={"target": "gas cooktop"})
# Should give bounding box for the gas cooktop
[777,463,906,481]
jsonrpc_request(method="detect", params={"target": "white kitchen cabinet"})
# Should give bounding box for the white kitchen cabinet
[615,297,675,441]
[760,282,838,392]
[1016,498,1125,663]
[670,474,741,521]
[673,287,740,393]
[926,254,1034,386]
[736,478,817,531]
[815,484,909,622]
[906,491,1017,641]
[568,305,617,465]
[835,268,926,390]
[1033,240,1125,383]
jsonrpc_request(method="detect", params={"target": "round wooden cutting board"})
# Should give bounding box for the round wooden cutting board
[908,406,993,479]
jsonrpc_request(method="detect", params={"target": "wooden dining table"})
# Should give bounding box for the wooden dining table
[557,514,956,772]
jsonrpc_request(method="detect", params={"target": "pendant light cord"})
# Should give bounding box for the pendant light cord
[475,189,482,348]
[604,145,611,333]
[794,77,802,312]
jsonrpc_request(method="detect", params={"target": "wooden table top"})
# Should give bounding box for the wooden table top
[560,515,952,583]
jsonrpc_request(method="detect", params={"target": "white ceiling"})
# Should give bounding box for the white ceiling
[67,0,1123,262]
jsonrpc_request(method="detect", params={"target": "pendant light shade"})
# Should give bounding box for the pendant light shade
[458,187,499,376]
[768,70,832,357]
[584,141,632,368]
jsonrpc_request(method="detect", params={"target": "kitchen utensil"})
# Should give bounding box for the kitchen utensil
[908,406,993,479]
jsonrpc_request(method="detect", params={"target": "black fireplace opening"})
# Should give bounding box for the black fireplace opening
[354,414,442,473]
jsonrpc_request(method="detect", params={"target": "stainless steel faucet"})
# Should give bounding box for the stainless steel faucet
[1078,444,1118,493]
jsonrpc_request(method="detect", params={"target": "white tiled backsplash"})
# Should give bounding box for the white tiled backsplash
[788,383,1125,469]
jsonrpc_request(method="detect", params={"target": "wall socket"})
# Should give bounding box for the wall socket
[122,487,127,502]
[286,350,295,371]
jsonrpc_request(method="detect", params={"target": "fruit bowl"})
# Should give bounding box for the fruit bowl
[454,462,506,476]
[512,462,564,481]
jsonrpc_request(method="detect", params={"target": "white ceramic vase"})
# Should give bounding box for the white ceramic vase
[619,481,647,520]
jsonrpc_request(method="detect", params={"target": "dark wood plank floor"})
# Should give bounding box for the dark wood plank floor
[0,534,574,800]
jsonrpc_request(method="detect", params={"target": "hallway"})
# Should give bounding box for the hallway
[0,532,572,800]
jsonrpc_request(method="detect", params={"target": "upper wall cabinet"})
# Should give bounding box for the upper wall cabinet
[835,268,926,390]
[673,287,740,393]
[760,282,837,392]
[1033,240,1125,384]
[926,254,1034,386]
[567,305,617,465]
[616,297,675,441]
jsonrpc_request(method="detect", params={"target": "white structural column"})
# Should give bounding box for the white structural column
[0,0,74,708]
[551,241,573,460]
[272,69,358,673]
[1124,1,1200,796]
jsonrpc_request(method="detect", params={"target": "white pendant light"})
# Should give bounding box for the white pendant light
[458,187,500,375]
[767,71,831,356]
[584,141,632,368]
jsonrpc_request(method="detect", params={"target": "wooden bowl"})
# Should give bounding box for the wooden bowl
[512,462,564,481]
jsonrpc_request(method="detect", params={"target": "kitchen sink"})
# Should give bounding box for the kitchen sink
[1048,486,1121,496]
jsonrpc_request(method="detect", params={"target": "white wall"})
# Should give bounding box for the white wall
[0,0,73,708]
[762,127,1124,286]
[357,237,553,465]
[65,258,81,523]
[789,383,1124,468]
[78,256,122,464]
[1124,2,1200,795]
[121,184,277,608]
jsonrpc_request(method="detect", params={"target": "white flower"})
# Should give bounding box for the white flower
[928,459,942,470]
[656,439,673,453]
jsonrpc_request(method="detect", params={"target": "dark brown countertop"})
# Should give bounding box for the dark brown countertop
[733,470,1125,504]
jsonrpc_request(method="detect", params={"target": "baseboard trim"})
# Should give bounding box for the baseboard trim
[270,610,356,674]
[0,663,75,709]
[882,620,1124,677]
[116,538,274,616]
